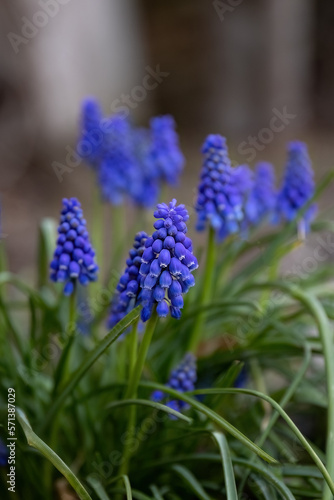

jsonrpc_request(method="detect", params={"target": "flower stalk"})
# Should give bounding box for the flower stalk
[188,226,216,352]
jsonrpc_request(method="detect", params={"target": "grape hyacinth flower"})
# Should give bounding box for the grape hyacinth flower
[151,353,197,418]
[98,115,139,205]
[148,115,185,186]
[245,162,277,226]
[108,231,148,329]
[139,199,198,322]
[276,141,316,235]
[196,135,252,239]
[131,128,160,208]
[77,97,104,167]
[219,162,253,240]
[50,198,98,296]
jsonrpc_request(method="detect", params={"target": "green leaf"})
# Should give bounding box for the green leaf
[108,488,150,500]
[189,387,334,495]
[139,381,277,464]
[171,464,211,500]
[37,218,57,288]
[143,453,296,500]
[150,485,164,500]
[238,281,334,499]
[41,306,141,432]
[104,474,133,500]
[106,399,192,424]
[212,433,238,500]
[86,475,111,500]
[17,408,92,500]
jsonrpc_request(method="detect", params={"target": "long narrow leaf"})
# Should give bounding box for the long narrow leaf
[142,453,296,500]
[138,381,277,464]
[41,306,140,432]
[212,433,237,500]
[189,388,334,495]
[17,409,92,500]
[106,399,192,424]
[172,464,211,500]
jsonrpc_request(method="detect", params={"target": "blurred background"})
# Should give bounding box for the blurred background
[0,0,334,272]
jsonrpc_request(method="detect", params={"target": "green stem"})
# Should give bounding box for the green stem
[92,185,104,286]
[188,227,216,352]
[125,312,158,399]
[61,285,77,382]
[110,205,126,276]
[119,312,158,479]
[127,319,139,377]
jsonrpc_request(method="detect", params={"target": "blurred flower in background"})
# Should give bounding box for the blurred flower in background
[196,135,252,240]
[151,353,197,419]
[244,162,277,226]
[78,99,184,208]
[276,141,316,235]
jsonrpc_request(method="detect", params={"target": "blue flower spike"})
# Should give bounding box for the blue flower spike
[50,198,98,295]
[149,115,185,186]
[108,231,148,328]
[151,353,197,419]
[196,134,252,239]
[98,115,139,205]
[139,199,198,322]
[245,162,277,226]
[78,97,104,167]
[276,141,316,238]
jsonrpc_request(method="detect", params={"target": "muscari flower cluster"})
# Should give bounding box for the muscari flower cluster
[151,353,197,418]
[195,135,252,239]
[50,198,98,295]
[148,115,185,185]
[77,97,104,167]
[78,98,184,208]
[245,162,277,226]
[131,128,160,208]
[276,141,316,232]
[139,200,198,322]
[108,231,148,329]
[99,115,139,205]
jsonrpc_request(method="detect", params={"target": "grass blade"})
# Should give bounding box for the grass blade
[172,464,211,500]
[189,387,334,495]
[212,433,237,500]
[41,306,140,432]
[139,381,277,464]
[17,408,92,500]
[106,399,192,424]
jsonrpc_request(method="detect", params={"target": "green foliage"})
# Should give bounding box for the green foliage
[1,174,334,500]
